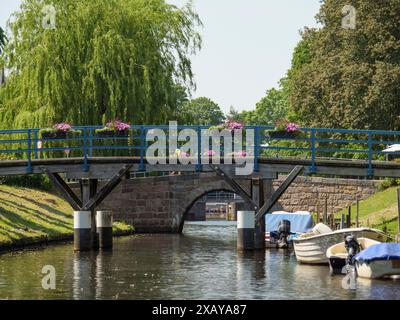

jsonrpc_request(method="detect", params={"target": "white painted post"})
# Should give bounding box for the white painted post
[237,211,255,251]
[74,211,92,251]
[96,211,113,249]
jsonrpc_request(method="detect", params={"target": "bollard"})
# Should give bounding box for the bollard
[96,211,113,249]
[74,211,92,252]
[341,213,346,229]
[237,211,255,251]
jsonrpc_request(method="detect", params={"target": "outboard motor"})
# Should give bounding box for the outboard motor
[277,220,291,248]
[344,234,361,266]
[342,234,360,290]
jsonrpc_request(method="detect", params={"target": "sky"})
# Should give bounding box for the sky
[0,0,321,113]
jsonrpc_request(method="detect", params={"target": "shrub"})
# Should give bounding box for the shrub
[378,178,399,191]
[0,174,52,191]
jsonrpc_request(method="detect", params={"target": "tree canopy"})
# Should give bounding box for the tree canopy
[176,96,225,125]
[290,0,400,130]
[0,0,202,129]
[0,27,6,54]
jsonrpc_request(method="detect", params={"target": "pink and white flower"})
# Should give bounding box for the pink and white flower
[54,123,72,132]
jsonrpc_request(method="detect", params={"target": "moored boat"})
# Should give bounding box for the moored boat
[293,224,388,264]
[264,211,314,249]
[326,237,380,275]
[355,243,400,279]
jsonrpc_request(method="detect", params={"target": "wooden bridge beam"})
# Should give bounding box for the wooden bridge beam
[252,177,266,249]
[82,164,133,211]
[209,164,258,211]
[41,168,82,210]
[80,178,98,249]
[255,166,304,222]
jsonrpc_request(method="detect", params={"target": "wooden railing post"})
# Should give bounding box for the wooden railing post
[356,197,360,228]
[27,129,33,173]
[397,188,400,239]
[310,129,316,174]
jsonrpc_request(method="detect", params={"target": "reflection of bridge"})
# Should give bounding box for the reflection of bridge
[1,125,400,251]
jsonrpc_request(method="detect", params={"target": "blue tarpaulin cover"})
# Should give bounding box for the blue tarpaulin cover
[355,243,400,263]
[264,214,314,233]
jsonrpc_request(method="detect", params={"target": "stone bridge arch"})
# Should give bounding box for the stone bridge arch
[178,187,236,229]
[98,173,255,233]
[96,172,379,234]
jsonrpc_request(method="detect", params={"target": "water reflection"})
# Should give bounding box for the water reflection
[0,222,398,300]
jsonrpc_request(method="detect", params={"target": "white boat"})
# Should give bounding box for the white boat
[355,243,400,279]
[326,238,381,275]
[293,223,388,264]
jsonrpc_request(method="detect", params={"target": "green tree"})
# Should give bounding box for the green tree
[177,97,225,125]
[0,27,6,86]
[250,88,289,125]
[0,0,202,128]
[0,27,6,54]
[290,0,400,130]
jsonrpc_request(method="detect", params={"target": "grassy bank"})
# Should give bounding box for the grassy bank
[0,185,134,250]
[337,187,399,237]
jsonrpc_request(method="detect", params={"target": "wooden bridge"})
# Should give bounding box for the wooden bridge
[1,125,399,251]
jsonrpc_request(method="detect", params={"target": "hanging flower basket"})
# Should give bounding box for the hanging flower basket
[41,131,67,139]
[268,131,298,139]
[40,123,81,140]
[96,129,129,137]
[268,120,300,139]
[95,120,131,137]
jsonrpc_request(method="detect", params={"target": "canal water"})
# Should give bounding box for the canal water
[0,221,399,300]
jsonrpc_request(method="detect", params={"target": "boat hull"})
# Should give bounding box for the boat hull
[356,259,400,279]
[329,257,347,275]
[293,228,387,265]
[326,238,381,275]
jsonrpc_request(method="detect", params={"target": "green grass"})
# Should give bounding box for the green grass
[336,187,399,237]
[0,184,134,248]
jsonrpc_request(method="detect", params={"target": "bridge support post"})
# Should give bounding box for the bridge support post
[96,211,113,250]
[74,211,92,251]
[237,211,255,251]
[252,178,265,250]
[80,179,98,250]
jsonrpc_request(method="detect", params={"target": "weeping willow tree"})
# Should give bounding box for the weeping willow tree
[0,0,201,129]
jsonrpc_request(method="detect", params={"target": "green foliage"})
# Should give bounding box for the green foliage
[0,184,134,247]
[176,97,225,125]
[378,178,400,191]
[0,174,52,191]
[0,0,202,129]
[290,0,400,131]
[39,128,82,137]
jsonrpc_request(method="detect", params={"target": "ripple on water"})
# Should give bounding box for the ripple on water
[0,222,399,299]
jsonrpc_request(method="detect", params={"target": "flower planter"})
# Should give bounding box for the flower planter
[96,130,129,138]
[41,131,67,139]
[268,131,298,139]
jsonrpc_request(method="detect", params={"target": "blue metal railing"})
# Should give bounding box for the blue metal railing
[0,125,400,176]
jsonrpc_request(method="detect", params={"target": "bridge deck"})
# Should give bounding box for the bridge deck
[0,156,399,178]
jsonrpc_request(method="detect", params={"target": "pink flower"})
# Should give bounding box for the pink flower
[286,123,299,132]
[225,120,244,130]
[206,150,217,156]
[106,119,130,131]
[54,123,72,132]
